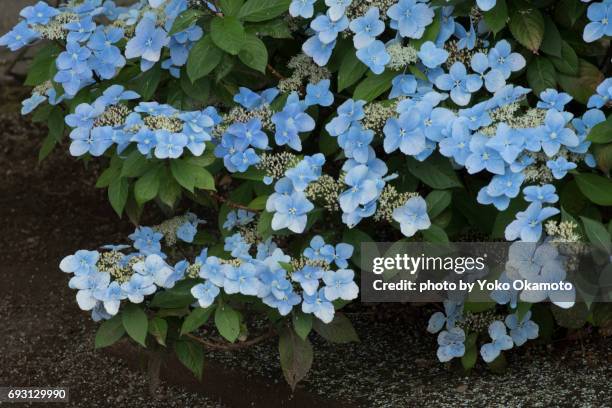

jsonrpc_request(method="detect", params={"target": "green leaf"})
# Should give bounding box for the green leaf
[557,59,604,104]
[38,134,57,162]
[338,51,368,92]
[150,280,198,309]
[587,115,612,143]
[551,303,588,329]
[581,216,612,254]
[574,173,612,206]
[174,340,204,380]
[483,0,508,34]
[461,333,478,370]
[509,6,545,52]
[540,16,562,57]
[526,57,556,95]
[238,33,268,73]
[426,190,452,219]
[210,16,245,55]
[407,155,463,189]
[148,317,168,346]
[422,224,449,243]
[187,36,224,82]
[180,74,211,102]
[108,177,129,217]
[353,70,396,102]
[169,9,204,35]
[171,160,216,193]
[181,307,215,336]
[134,167,161,205]
[158,168,182,208]
[342,228,374,267]
[238,0,291,22]
[95,315,125,349]
[215,304,241,342]
[122,304,149,347]
[219,0,244,15]
[121,150,152,178]
[25,45,61,86]
[132,63,162,100]
[554,0,587,28]
[257,210,274,239]
[278,328,313,391]
[292,312,313,341]
[248,195,269,210]
[549,41,579,75]
[245,19,292,38]
[313,313,359,344]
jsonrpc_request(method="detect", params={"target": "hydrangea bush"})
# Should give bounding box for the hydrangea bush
[3,0,612,386]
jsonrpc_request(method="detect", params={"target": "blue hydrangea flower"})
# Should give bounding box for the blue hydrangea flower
[523,184,559,204]
[271,192,314,233]
[340,124,374,163]
[223,210,255,230]
[465,134,505,175]
[458,102,492,131]
[303,35,336,66]
[323,269,359,301]
[125,16,168,67]
[65,16,96,43]
[272,94,315,151]
[225,118,269,151]
[476,0,496,11]
[311,13,349,44]
[292,265,324,295]
[454,21,476,50]
[505,202,560,242]
[427,301,464,333]
[349,7,384,48]
[60,250,100,276]
[285,154,324,192]
[469,52,506,92]
[418,41,449,69]
[305,79,334,107]
[135,102,177,116]
[505,311,539,346]
[154,131,187,159]
[480,321,513,363]
[538,110,579,157]
[224,263,260,296]
[199,256,229,287]
[133,254,175,287]
[54,64,93,96]
[224,233,251,259]
[233,87,278,109]
[191,281,220,308]
[356,40,390,74]
[69,271,111,311]
[587,78,612,108]
[132,128,157,155]
[389,74,418,99]
[325,0,353,21]
[302,288,335,323]
[21,93,47,115]
[572,109,606,139]
[121,273,156,303]
[436,327,465,362]
[392,196,431,237]
[547,157,577,179]
[320,243,354,268]
[435,62,482,106]
[339,165,380,213]
[387,0,434,39]
[437,6,455,46]
[486,171,525,201]
[326,99,366,136]
[383,109,427,156]
[537,89,572,111]
[438,118,472,165]
[487,40,526,79]
[97,85,140,106]
[289,0,317,18]
[20,1,60,25]
[93,281,125,315]
[176,221,197,243]
[584,1,612,42]
[486,123,525,164]
[129,226,163,256]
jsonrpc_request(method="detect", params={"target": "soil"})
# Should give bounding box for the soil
[1,82,612,408]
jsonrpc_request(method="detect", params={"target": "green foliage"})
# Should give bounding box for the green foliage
[95,315,125,349]
[215,304,241,342]
[313,313,359,343]
[174,340,205,380]
[122,304,149,347]
[278,327,313,391]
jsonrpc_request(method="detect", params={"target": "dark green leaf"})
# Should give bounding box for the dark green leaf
[338,51,368,92]
[540,16,562,57]
[132,63,162,100]
[353,70,396,102]
[483,0,508,34]
[278,328,313,391]
[407,155,463,189]
[587,115,612,143]
[219,0,244,16]
[187,36,224,82]
[509,6,545,52]
[557,59,603,104]
[581,216,612,254]
[461,333,478,370]
[215,304,241,342]
[174,340,204,380]
[150,280,198,309]
[313,313,359,343]
[574,173,612,206]
[238,33,268,73]
[25,45,61,86]
[549,41,579,75]
[422,224,449,242]
[245,19,292,38]
[108,177,129,216]
[122,304,149,347]
[95,315,125,349]
[180,74,211,102]
[148,317,168,346]
[134,167,161,205]
[121,150,153,178]
[293,312,313,341]
[158,168,182,207]
[426,190,452,219]
[238,0,291,22]
[181,307,215,336]
[169,9,204,35]
[526,57,556,95]
[210,16,245,55]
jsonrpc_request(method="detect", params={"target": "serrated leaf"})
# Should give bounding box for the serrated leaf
[25,45,61,86]
[509,7,545,52]
[550,41,579,75]
[187,36,224,82]
[279,328,313,391]
[181,307,215,336]
[169,9,204,35]
[219,0,244,15]
[215,304,241,342]
[238,0,291,22]
[238,33,268,73]
[150,280,198,309]
[122,304,149,347]
[210,16,245,55]
[174,340,204,380]
[483,0,508,34]
[526,57,556,95]
[95,315,125,349]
